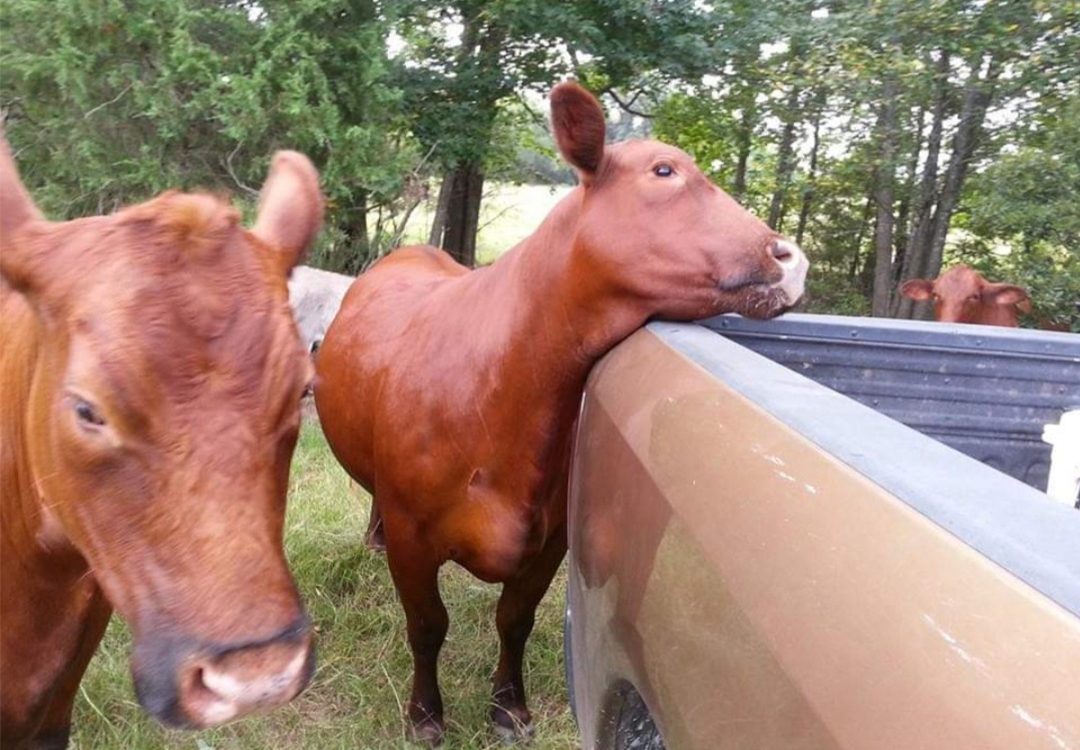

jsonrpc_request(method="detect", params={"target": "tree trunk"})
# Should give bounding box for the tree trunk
[767,82,802,231]
[424,9,505,268]
[733,102,753,203]
[890,103,925,287]
[337,189,369,275]
[918,54,1002,302]
[849,194,875,283]
[427,177,452,246]
[871,71,898,318]
[895,50,950,318]
[859,213,877,297]
[795,88,826,247]
[432,160,484,267]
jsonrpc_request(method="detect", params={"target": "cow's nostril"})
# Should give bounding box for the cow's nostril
[772,240,795,264]
[171,631,313,728]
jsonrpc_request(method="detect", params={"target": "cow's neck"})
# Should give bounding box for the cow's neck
[472,189,648,479]
[497,189,647,393]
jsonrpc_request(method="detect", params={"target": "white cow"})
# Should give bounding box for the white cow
[287,265,355,353]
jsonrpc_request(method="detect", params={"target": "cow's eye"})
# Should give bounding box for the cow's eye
[653,163,674,178]
[968,294,980,302]
[301,379,315,400]
[74,398,106,427]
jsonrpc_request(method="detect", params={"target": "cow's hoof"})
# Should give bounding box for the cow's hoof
[30,727,72,750]
[492,706,535,744]
[365,526,387,553]
[408,717,445,746]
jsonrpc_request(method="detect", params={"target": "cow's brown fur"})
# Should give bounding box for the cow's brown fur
[1,137,323,747]
[314,83,808,744]
[900,265,1031,326]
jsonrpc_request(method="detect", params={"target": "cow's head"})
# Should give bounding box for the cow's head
[0,136,322,727]
[900,265,1030,326]
[549,82,808,322]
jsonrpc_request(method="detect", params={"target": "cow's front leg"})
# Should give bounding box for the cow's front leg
[491,527,568,742]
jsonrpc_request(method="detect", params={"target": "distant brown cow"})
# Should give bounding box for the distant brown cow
[899,264,1031,326]
[0,135,323,747]
[314,82,808,744]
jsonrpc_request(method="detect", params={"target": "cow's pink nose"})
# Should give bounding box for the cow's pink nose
[770,239,809,305]
[177,631,314,727]
[772,238,799,267]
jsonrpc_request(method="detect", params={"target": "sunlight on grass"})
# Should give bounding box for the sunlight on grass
[400,183,574,265]
[71,420,578,750]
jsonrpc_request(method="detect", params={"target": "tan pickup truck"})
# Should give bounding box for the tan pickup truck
[565,314,1080,750]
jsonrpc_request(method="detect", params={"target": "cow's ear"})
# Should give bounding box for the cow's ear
[252,151,324,278]
[551,82,606,182]
[0,130,50,294]
[985,283,1031,311]
[899,278,934,301]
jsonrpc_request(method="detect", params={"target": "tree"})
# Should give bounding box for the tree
[892,0,1077,318]
[1,0,418,273]
[2,0,257,216]
[394,0,718,266]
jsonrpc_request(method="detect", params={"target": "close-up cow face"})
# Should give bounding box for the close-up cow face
[1,140,323,731]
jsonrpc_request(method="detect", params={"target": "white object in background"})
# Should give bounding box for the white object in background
[1042,409,1080,507]
[287,265,355,353]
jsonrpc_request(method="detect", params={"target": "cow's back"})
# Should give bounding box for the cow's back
[314,245,469,490]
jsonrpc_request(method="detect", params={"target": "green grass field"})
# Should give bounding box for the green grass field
[400,183,574,265]
[71,420,578,750]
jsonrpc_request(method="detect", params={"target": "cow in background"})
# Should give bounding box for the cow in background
[287,265,355,354]
[900,264,1031,327]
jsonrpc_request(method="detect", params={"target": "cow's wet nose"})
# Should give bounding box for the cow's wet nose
[771,238,802,268]
[135,619,315,729]
[771,238,809,305]
[180,629,314,727]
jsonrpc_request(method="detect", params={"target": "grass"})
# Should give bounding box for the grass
[399,183,574,265]
[70,420,579,750]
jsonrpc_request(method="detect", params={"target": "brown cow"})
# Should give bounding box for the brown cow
[0,135,323,748]
[314,82,808,744]
[899,264,1031,326]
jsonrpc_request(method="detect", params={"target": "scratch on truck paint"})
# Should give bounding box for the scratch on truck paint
[920,614,990,674]
[1011,705,1072,749]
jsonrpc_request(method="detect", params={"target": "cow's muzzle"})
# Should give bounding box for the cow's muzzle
[132,616,315,729]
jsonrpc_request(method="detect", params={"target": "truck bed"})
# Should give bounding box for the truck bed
[566,314,1080,750]
[703,313,1080,493]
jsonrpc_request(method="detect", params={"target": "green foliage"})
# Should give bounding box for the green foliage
[651,0,1080,321]
[2,0,1077,317]
[2,0,254,214]
[801,274,872,317]
[965,99,1080,252]
[1,0,419,272]
[953,93,1080,329]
